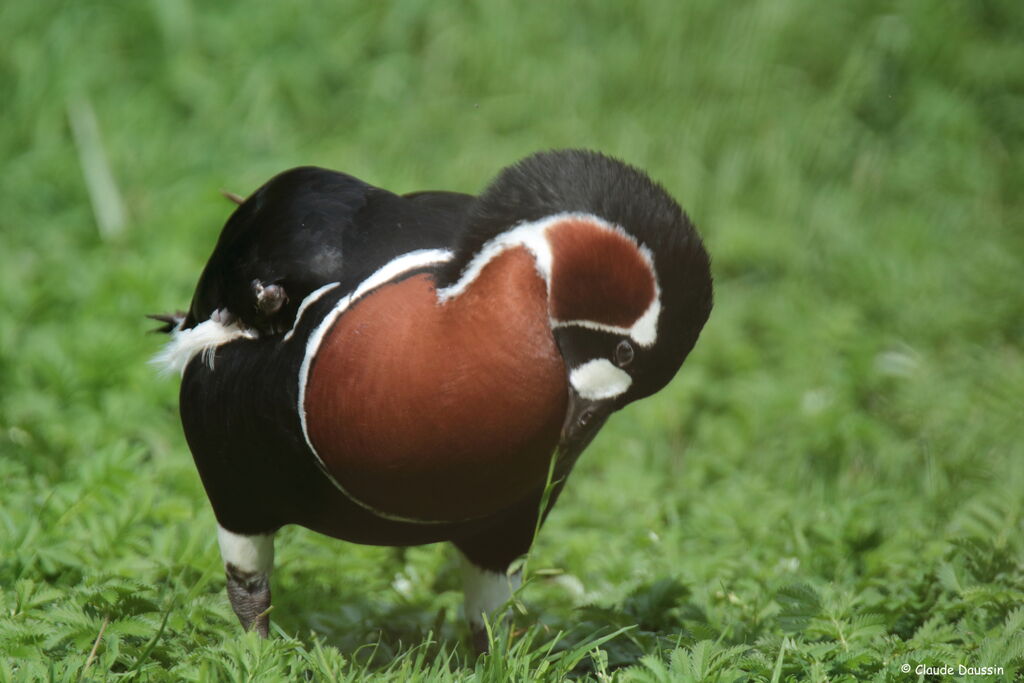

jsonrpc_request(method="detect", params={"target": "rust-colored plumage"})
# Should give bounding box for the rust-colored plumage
[156,150,713,649]
[306,248,567,521]
[548,219,656,327]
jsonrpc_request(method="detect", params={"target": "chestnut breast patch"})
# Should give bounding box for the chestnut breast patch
[304,248,567,522]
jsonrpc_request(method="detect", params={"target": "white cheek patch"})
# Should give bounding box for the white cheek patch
[569,358,632,400]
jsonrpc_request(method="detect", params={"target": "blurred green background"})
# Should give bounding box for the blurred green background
[2,0,1022,680]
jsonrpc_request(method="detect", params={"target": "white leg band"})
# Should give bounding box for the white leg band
[217,525,275,575]
[459,552,521,628]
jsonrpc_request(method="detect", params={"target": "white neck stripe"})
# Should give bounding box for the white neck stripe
[439,212,662,346]
[434,214,572,303]
[282,282,341,341]
[435,213,661,348]
[550,295,660,348]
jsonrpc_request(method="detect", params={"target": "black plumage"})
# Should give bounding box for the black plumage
[185,166,472,334]
[439,150,712,404]
[155,149,713,647]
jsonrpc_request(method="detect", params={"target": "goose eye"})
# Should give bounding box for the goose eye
[614,340,634,368]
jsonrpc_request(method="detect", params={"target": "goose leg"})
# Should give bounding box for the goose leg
[458,551,521,653]
[217,525,275,637]
[453,479,572,652]
[453,498,539,653]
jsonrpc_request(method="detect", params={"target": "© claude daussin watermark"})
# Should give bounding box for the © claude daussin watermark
[902,662,1005,676]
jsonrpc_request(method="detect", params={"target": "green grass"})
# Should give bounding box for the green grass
[2,0,1023,680]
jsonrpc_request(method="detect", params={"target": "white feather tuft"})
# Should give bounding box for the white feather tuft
[150,314,258,376]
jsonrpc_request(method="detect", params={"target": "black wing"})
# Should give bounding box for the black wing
[184,167,474,334]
